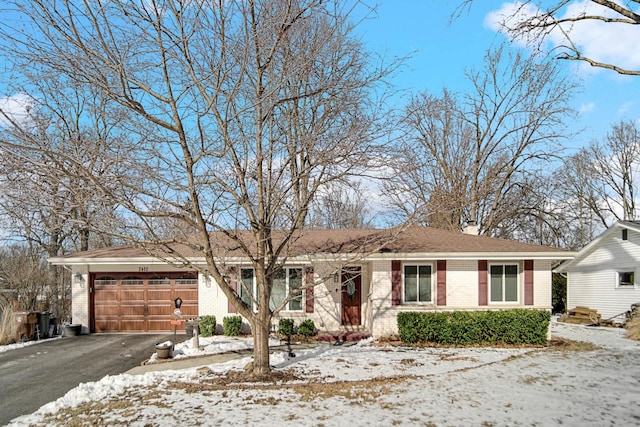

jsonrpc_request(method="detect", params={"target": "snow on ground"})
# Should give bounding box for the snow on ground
[0,336,61,354]
[8,320,640,426]
[148,335,283,362]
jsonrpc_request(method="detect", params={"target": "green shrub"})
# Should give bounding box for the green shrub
[223,316,242,336]
[397,309,551,345]
[298,319,317,336]
[199,315,216,337]
[278,318,295,336]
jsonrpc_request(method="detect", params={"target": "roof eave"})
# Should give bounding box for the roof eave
[49,251,575,266]
[556,220,639,272]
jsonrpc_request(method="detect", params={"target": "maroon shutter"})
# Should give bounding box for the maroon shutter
[478,260,488,306]
[227,267,237,313]
[305,267,314,313]
[437,260,447,306]
[524,260,534,305]
[391,260,402,305]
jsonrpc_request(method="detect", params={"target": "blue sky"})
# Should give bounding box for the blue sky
[354,0,640,153]
[1,0,638,154]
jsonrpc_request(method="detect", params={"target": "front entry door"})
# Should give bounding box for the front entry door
[341,267,361,325]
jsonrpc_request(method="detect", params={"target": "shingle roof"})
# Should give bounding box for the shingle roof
[50,226,571,264]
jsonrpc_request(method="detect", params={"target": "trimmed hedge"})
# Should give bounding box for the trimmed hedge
[397,309,551,345]
[199,315,216,337]
[278,318,295,336]
[223,316,243,336]
[297,319,317,336]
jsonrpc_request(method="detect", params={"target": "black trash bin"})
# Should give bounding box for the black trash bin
[36,312,50,340]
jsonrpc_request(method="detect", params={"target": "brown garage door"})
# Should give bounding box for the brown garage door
[91,272,198,332]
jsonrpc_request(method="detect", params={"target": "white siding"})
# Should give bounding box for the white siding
[533,260,553,309]
[370,259,400,337]
[70,266,89,334]
[368,259,553,338]
[567,228,640,319]
[198,275,230,333]
[445,260,478,307]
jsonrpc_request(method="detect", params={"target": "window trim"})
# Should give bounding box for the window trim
[616,270,635,288]
[238,267,305,312]
[402,263,434,305]
[271,267,304,312]
[488,263,520,304]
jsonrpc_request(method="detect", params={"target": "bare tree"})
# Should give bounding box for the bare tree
[0,76,130,322]
[558,120,640,232]
[0,73,129,254]
[457,0,640,76]
[0,0,398,374]
[387,45,576,238]
[546,152,600,249]
[0,244,63,316]
[307,181,373,229]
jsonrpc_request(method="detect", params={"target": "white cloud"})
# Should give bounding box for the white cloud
[0,93,36,128]
[617,102,635,116]
[579,102,595,114]
[485,1,640,73]
[483,1,540,44]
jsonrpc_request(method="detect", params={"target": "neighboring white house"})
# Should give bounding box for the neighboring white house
[555,220,640,321]
[49,226,573,337]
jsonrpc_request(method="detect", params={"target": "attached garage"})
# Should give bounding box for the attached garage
[91,271,198,332]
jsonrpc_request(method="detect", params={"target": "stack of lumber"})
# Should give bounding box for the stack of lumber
[561,306,602,325]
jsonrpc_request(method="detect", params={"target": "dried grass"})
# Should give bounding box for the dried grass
[625,316,640,341]
[0,303,18,345]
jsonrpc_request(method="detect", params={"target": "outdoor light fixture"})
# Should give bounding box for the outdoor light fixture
[333,273,339,283]
[74,272,85,288]
[174,297,183,309]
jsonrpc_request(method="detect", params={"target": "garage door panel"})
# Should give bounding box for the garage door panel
[95,288,118,300]
[94,319,118,333]
[147,304,172,316]
[148,319,172,331]
[120,320,146,332]
[147,289,173,301]
[93,272,198,332]
[176,290,197,300]
[120,304,146,316]
[121,289,145,301]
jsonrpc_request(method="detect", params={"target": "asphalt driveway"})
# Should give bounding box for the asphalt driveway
[0,333,185,425]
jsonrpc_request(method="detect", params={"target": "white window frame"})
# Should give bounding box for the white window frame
[489,263,520,304]
[270,267,304,312]
[402,263,434,304]
[616,270,635,288]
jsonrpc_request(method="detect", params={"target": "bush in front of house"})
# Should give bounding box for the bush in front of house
[397,309,551,345]
[278,318,295,336]
[223,316,242,336]
[199,315,216,337]
[297,319,317,336]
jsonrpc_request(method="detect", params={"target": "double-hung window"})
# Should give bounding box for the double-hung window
[240,268,256,308]
[490,264,519,303]
[403,264,432,303]
[271,268,303,311]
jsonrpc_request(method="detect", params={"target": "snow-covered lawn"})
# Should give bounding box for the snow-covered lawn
[8,321,640,426]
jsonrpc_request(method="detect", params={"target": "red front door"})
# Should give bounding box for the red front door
[341,268,361,325]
